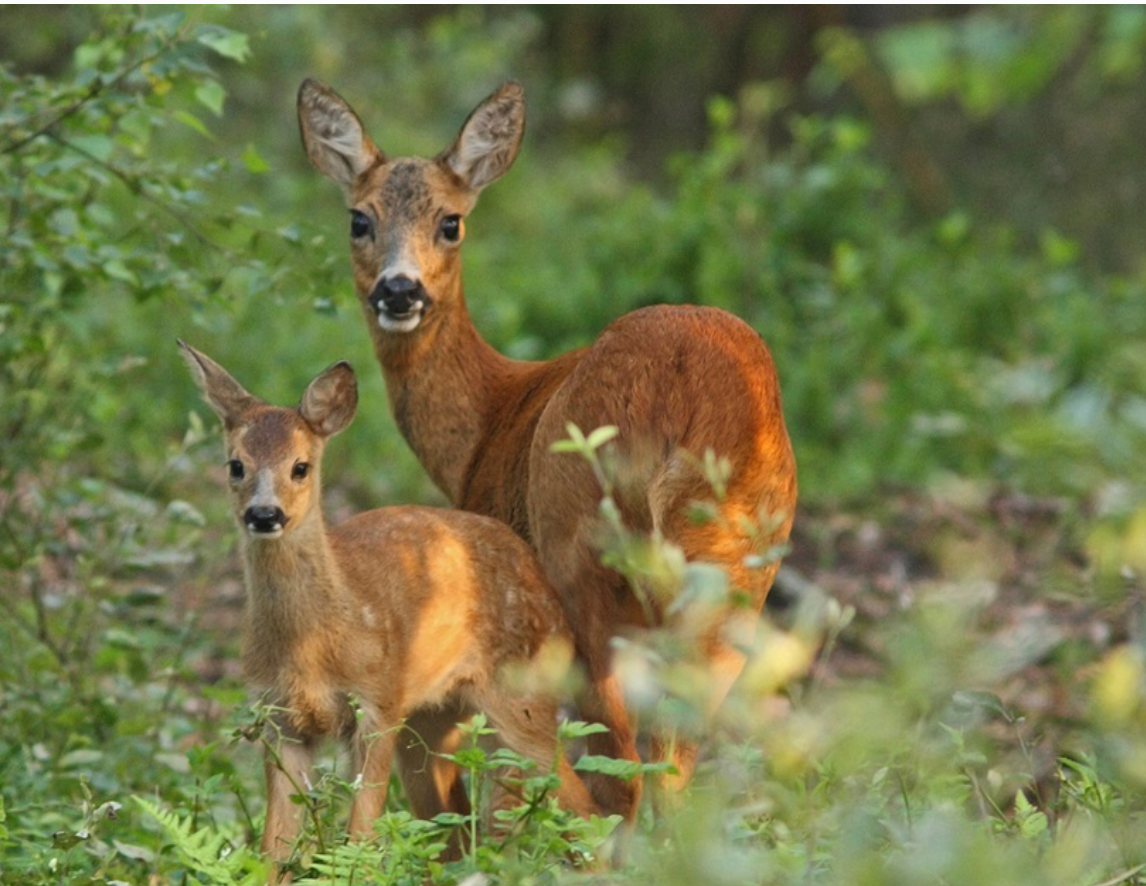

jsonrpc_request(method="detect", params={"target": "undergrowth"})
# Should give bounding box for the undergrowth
[3,8,1146,886]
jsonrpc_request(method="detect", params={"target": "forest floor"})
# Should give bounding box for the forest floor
[778,486,1144,803]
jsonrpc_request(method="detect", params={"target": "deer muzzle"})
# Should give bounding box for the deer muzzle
[368,275,429,333]
[244,505,287,537]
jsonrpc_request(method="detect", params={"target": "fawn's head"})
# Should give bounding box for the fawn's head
[179,342,358,540]
[297,79,525,337]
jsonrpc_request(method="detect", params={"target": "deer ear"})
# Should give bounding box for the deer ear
[300,361,358,438]
[440,81,525,192]
[298,79,384,199]
[178,340,260,429]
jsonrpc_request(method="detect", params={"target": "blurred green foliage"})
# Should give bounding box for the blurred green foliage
[2,6,1146,885]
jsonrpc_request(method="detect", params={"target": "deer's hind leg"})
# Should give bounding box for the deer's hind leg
[471,686,599,821]
[527,450,644,821]
[525,549,643,821]
[397,703,472,859]
[646,452,790,801]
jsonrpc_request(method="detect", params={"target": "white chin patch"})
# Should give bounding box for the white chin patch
[376,302,425,333]
[247,526,284,540]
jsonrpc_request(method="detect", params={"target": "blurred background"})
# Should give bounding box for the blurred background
[3,7,1146,884]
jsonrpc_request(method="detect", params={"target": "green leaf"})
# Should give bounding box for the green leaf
[586,424,619,450]
[558,720,611,740]
[555,422,587,450]
[1040,228,1080,267]
[103,628,142,650]
[104,259,139,287]
[241,143,269,174]
[549,439,584,454]
[174,110,214,140]
[194,80,226,117]
[575,755,676,782]
[69,134,115,162]
[53,829,89,849]
[197,28,250,63]
[113,840,156,863]
[447,748,488,770]
[1014,790,1049,838]
[59,749,104,768]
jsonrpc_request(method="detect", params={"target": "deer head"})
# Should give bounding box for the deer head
[297,79,525,337]
[179,341,358,539]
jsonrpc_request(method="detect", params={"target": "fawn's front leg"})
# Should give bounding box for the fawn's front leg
[347,713,399,840]
[262,725,316,881]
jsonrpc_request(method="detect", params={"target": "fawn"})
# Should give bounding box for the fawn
[297,79,798,820]
[179,342,598,877]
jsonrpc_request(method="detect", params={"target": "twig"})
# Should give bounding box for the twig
[47,131,226,252]
[1089,864,1146,886]
[0,588,45,655]
[27,570,70,667]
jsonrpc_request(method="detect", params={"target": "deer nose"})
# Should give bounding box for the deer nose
[244,505,287,535]
[369,275,426,316]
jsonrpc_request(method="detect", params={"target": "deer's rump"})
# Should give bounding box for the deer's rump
[526,304,797,633]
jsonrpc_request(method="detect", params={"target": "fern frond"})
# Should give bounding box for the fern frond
[134,796,267,886]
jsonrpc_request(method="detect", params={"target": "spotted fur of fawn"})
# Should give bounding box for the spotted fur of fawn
[179,342,598,878]
[297,79,798,821]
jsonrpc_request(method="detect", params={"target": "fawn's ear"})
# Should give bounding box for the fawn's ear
[300,361,358,438]
[177,340,260,429]
[439,81,525,192]
[298,78,384,201]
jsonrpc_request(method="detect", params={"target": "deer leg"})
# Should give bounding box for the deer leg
[538,549,643,821]
[397,704,472,859]
[261,725,315,882]
[649,640,747,808]
[347,713,399,840]
[527,546,643,818]
[527,423,647,822]
[474,687,599,821]
[574,654,643,822]
[649,466,776,800]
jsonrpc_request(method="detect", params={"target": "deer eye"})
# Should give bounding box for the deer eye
[439,215,462,243]
[291,462,311,482]
[227,459,245,481]
[349,210,372,240]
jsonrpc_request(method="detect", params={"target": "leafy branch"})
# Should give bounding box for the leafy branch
[0,16,191,157]
[46,130,225,252]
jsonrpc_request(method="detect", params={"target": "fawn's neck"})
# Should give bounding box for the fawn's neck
[240,508,347,640]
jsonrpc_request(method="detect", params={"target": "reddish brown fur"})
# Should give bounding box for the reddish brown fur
[298,80,798,819]
[179,343,597,881]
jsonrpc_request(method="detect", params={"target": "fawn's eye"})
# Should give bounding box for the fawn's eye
[439,215,462,243]
[227,459,245,481]
[349,210,372,240]
[291,462,310,482]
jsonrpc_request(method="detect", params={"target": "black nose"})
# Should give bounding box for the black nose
[244,505,286,534]
[369,275,426,316]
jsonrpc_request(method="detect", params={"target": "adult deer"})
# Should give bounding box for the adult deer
[297,79,797,820]
[179,343,598,879]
